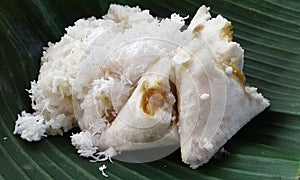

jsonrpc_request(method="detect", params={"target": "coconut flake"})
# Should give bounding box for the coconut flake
[71,131,98,157]
[71,131,118,163]
[13,111,47,141]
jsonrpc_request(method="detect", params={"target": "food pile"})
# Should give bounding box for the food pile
[14,4,269,169]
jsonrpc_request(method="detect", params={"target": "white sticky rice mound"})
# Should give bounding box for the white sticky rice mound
[14,4,191,141]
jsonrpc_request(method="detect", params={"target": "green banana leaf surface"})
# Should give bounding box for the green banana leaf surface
[1,0,300,179]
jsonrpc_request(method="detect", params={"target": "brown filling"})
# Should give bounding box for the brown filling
[220,22,233,42]
[220,61,246,86]
[141,81,169,115]
[193,25,204,37]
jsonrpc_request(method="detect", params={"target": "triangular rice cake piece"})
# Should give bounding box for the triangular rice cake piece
[174,40,269,169]
[96,57,179,151]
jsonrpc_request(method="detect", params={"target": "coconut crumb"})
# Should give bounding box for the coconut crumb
[200,93,210,100]
[245,86,257,94]
[213,147,229,159]
[245,86,270,106]
[225,66,233,75]
[190,163,201,169]
[203,142,214,152]
[201,137,214,153]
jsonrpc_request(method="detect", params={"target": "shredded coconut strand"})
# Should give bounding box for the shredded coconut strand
[99,165,109,178]
[90,147,117,163]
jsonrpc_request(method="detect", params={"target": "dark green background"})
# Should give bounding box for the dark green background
[1,0,299,179]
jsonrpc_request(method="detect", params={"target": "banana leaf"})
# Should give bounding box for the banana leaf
[0,0,299,179]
